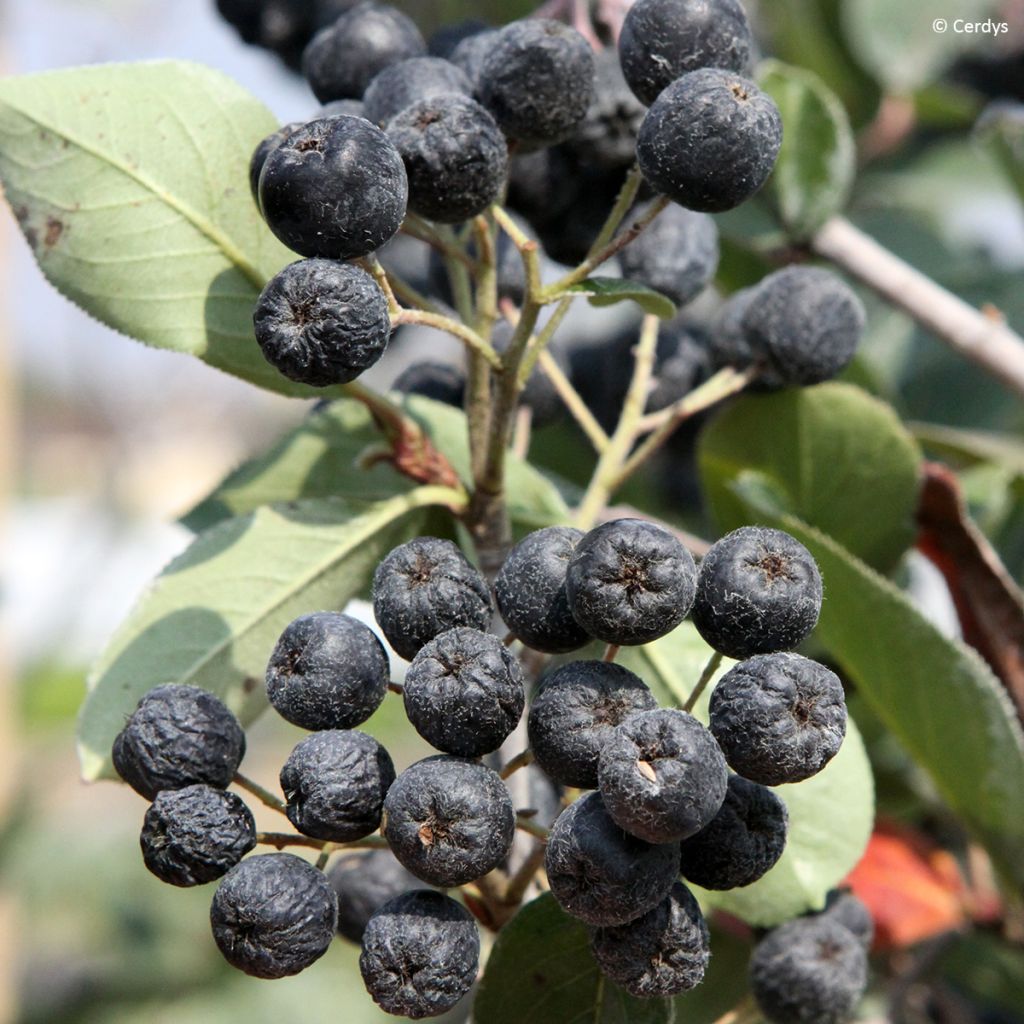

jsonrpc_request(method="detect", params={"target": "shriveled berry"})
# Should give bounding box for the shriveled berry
[750,916,868,1024]
[710,652,847,786]
[545,791,681,926]
[113,684,246,801]
[210,852,338,979]
[387,95,508,224]
[266,611,390,730]
[598,708,728,844]
[495,526,591,654]
[620,0,753,106]
[249,121,301,208]
[528,660,658,789]
[382,756,514,887]
[590,881,710,997]
[329,849,426,942]
[363,56,472,126]
[403,627,525,757]
[360,890,479,1019]
[280,730,395,842]
[302,1,425,102]
[637,68,782,213]
[478,20,595,147]
[692,526,823,659]
[566,518,697,646]
[141,784,255,887]
[372,537,493,661]
[678,774,788,889]
[741,267,866,388]
[258,115,407,260]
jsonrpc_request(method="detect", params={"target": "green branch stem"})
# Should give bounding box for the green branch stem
[683,651,724,714]
[361,255,399,314]
[402,213,476,271]
[537,348,610,452]
[515,814,551,840]
[233,772,287,816]
[390,309,501,369]
[504,839,548,907]
[500,748,534,780]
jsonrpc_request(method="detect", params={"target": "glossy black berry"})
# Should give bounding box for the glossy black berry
[112,684,246,801]
[141,784,256,887]
[741,267,866,388]
[620,0,753,106]
[266,611,390,730]
[360,890,479,1019]
[249,121,301,208]
[210,852,338,979]
[678,774,789,889]
[750,916,868,1024]
[258,115,407,260]
[280,729,395,842]
[392,361,466,407]
[387,95,508,224]
[382,756,514,887]
[363,56,472,126]
[372,537,493,661]
[545,791,681,926]
[618,202,719,307]
[637,68,782,213]
[495,526,591,655]
[328,849,426,943]
[302,1,425,102]
[710,652,848,786]
[566,518,697,646]
[598,708,727,844]
[528,660,658,789]
[403,627,525,757]
[819,889,874,950]
[478,20,595,147]
[590,881,710,997]
[692,526,823,659]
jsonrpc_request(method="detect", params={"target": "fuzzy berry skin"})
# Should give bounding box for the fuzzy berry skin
[750,916,868,1024]
[302,1,425,102]
[618,202,719,307]
[820,889,874,949]
[566,518,697,646]
[249,121,301,208]
[590,882,710,997]
[392,361,466,407]
[140,784,256,887]
[265,612,390,730]
[382,756,514,888]
[709,285,758,371]
[545,791,681,927]
[360,890,479,1019]
[210,852,338,979]
[678,774,788,889]
[258,115,407,260]
[620,0,753,107]
[280,730,395,842]
[741,267,866,388]
[449,28,501,92]
[328,849,425,943]
[403,627,525,757]
[495,526,591,655]
[692,526,823,659]
[372,537,494,662]
[478,20,596,148]
[112,684,246,801]
[363,56,472,126]
[387,95,508,224]
[598,709,728,844]
[710,653,848,786]
[637,68,782,213]
[528,660,658,789]
[320,97,367,119]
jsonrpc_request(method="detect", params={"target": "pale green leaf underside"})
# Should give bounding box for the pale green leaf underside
[565,277,678,319]
[77,488,460,781]
[0,60,296,394]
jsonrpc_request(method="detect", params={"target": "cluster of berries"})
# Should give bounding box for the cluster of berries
[111,514,865,1020]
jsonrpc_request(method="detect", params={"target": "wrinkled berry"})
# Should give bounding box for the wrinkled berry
[266,611,390,730]
[113,684,246,801]
[363,56,472,126]
[710,652,847,786]
[210,852,338,979]
[329,849,426,942]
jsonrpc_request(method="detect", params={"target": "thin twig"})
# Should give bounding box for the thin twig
[512,406,533,459]
[255,831,390,851]
[391,310,501,368]
[504,838,548,907]
[361,255,398,314]
[683,651,724,714]
[234,772,287,816]
[537,349,610,452]
[603,644,621,663]
[388,681,404,696]
[500,748,535,780]
[516,814,551,840]
[402,213,476,271]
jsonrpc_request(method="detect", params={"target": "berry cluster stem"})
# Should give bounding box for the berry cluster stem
[499,748,534,780]
[233,771,288,816]
[683,651,724,714]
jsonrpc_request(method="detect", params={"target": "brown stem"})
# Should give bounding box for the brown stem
[500,748,534,780]
[234,772,287,816]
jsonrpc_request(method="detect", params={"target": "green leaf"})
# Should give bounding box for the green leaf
[912,421,1024,475]
[0,60,296,395]
[474,893,673,1024]
[759,60,856,240]
[77,488,460,781]
[184,395,570,534]
[564,277,677,319]
[698,383,922,573]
